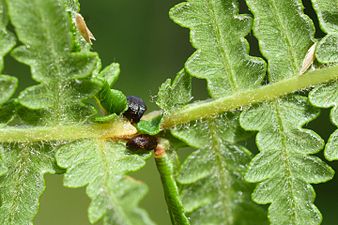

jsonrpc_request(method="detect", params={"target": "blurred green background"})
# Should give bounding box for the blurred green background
[3,0,338,225]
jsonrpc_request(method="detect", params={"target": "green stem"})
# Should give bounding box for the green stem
[0,120,136,142]
[162,65,338,128]
[154,144,190,225]
[0,66,337,143]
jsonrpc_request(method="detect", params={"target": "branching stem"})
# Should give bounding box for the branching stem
[162,65,338,128]
[0,66,337,143]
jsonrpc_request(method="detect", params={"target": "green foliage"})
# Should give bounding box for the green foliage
[0,2,58,224]
[0,0,15,72]
[95,82,127,115]
[56,141,154,225]
[310,82,338,160]
[157,69,192,112]
[137,115,163,135]
[0,143,56,225]
[94,63,127,116]
[240,96,334,225]
[96,62,120,86]
[0,0,150,224]
[153,144,190,225]
[166,1,269,224]
[239,1,335,224]
[0,0,16,107]
[171,114,267,225]
[0,0,337,225]
[317,35,338,63]
[246,0,314,80]
[169,0,266,98]
[65,0,80,12]
[0,75,17,105]
[309,0,338,161]
[313,0,338,64]
[162,0,337,224]
[7,0,100,123]
[312,0,338,33]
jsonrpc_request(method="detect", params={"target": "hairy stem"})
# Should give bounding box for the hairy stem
[0,119,137,142]
[162,65,338,128]
[154,142,190,225]
[0,66,337,143]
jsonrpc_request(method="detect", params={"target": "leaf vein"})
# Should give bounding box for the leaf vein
[207,0,238,91]
[273,102,297,223]
[269,0,300,73]
[208,119,233,224]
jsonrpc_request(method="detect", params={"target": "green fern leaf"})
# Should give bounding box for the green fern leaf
[240,0,335,224]
[157,69,192,113]
[310,82,338,160]
[56,140,155,225]
[316,35,338,63]
[312,0,338,64]
[96,62,120,87]
[148,69,191,135]
[167,1,268,223]
[0,146,6,175]
[309,0,338,160]
[0,75,17,105]
[6,0,100,123]
[240,96,334,225]
[0,0,15,72]
[169,0,266,98]
[1,1,146,224]
[0,0,16,106]
[312,0,338,34]
[158,63,267,225]
[171,113,267,225]
[246,0,315,80]
[0,143,56,225]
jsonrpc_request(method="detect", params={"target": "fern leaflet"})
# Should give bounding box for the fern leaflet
[240,0,335,224]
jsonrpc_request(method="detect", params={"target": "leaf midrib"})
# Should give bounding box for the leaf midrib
[273,102,298,224]
[268,0,300,76]
[208,119,233,225]
[1,146,32,224]
[32,0,68,121]
[96,140,131,225]
[33,0,64,69]
[207,0,238,91]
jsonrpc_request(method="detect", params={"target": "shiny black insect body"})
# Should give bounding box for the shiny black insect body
[127,134,158,151]
[123,96,147,123]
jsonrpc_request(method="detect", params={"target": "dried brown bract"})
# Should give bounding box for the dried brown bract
[75,13,96,44]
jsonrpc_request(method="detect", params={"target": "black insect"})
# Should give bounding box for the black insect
[127,134,158,151]
[123,96,147,123]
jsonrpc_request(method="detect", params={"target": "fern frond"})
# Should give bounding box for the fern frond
[157,69,192,113]
[166,0,269,223]
[240,96,334,225]
[240,0,335,224]
[172,113,267,225]
[170,0,266,98]
[0,143,56,225]
[310,82,338,160]
[309,0,338,160]
[7,0,100,123]
[0,0,15,72]
[0,0,17,110]
[56,140,155,225]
